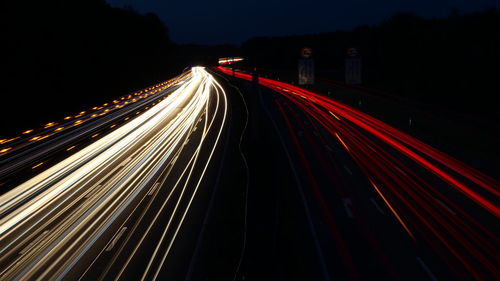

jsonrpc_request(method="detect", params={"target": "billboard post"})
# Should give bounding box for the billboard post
[298,47,315,85]
[345,47,362,85]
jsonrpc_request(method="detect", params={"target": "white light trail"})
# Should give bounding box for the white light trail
[0,67,228,281]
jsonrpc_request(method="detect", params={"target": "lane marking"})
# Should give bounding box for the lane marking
[394,165,407,176]
[435,199,456,215]
[84,185,102,199]
[19,230,50,255]
[343,165,353,175]
[106,227,128,252]
[147,183,160,196]
[342,198,353,218]
[66,145,77,151]
[119,157,132,167]
[31,162,45,169]
[416,257,438,281]
[170,155,179,165]
[370,198,385,214]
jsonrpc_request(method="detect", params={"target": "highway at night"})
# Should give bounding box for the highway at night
[0,65,497,281]
[2,1,499,280]
[0,67,230,280]
[214,66,498,281]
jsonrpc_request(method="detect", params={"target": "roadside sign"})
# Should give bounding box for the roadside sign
[345,47,361,84]
[252,67,259,83]
[345,58,361,84]
[298,59,315,85]
[346,48,359,57]
[301,47,313,59]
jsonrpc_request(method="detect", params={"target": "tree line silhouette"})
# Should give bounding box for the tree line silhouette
[1,1,498,136]
[1,0,177,136]
[240,8,500,121]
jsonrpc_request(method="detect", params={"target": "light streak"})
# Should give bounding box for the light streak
[370,180,415,241]
[31,162,45,169]
[0,67,228,281]
[218,57,244,65]
[218,66,498,281]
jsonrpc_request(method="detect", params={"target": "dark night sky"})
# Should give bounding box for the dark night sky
[109,0,498,45]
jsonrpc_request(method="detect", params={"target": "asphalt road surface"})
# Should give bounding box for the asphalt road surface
[214,66,498,281]
[0,66,497,281]
[0,67,246,281]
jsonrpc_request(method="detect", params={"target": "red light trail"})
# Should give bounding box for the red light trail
[216,66,499,281]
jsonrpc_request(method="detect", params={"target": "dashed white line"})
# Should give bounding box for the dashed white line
[370,198,385,214]
[394,165,407,176]
[435,199,456,215]
[170,155,178,165]
[19,230,50,255]
[343,165,353,175]
[416,256,438,281]
[84,185,102,199]
[342,198,353,218]
[106,227,128,252]
[120,157,132,167]
[147,182,160,196]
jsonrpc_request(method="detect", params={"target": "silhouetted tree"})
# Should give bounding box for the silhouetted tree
[240,9,500,119]
[0,0,177,136]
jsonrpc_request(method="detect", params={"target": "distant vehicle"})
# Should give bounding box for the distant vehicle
[301,47,313,58]
[218,57,244,65]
